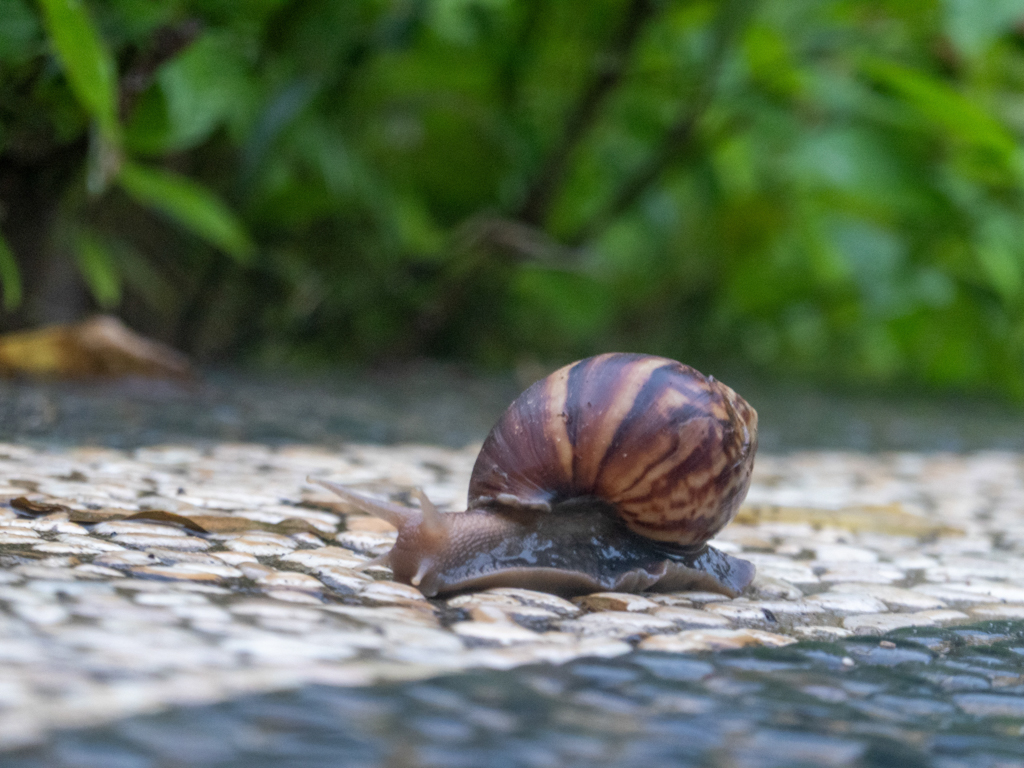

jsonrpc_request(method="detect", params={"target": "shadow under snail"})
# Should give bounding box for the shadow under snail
[314,353,758,598]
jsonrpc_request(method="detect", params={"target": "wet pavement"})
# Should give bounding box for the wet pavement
[2,368,1024,766]
[8,623,1024,768]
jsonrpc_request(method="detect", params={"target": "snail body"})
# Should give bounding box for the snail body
[317,353,757,598]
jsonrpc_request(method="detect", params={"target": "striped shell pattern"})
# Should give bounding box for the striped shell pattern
[468,353,758,547]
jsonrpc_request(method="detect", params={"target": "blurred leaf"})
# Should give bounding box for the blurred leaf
[108,240,178,314]
[428,0,508,45]
[943,0,1024,58]
[861,57,1017,158]
[508,266,610,353]
[124,31,257,155]
[118,162,254,261]
[394,195,445,253]
[157,31,254,150]
[101,0,177,39]
[0,233,23,311]
[74,231,122,308]
[828,218,907,318]
[712,135,757,197]
[976,214,1022,301]
[123,85,172,156]
[36,0,120,143]
[744,22,802,96]
[240,77,320,191]
[791,129,913,206]
[914,268,956,309]
[0,0,41,63]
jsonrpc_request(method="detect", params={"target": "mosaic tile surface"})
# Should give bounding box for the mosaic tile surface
[2,443,1023,748]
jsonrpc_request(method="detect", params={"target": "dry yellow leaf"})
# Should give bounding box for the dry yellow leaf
[0,315,191,379]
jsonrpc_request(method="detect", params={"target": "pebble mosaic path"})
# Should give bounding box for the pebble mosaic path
[2,443,1024,750]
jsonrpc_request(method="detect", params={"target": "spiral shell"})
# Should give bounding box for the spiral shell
[468,353,757,547]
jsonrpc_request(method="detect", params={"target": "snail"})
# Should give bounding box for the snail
[314,353,757,598]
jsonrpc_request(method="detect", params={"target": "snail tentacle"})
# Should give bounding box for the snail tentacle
[309,477,420,528]
[410,488,445,537]
[312,478,453,588]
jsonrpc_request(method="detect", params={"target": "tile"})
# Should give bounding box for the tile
[639,629,797,652]
[573,592,659,613]
[2,443,1022,745]
[843,609,969,635]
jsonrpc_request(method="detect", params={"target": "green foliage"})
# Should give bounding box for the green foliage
[4,0,1024,397]
[74,231,121,308]
[0,0,42,65]
[0,235,22,311]
[36,0,119,142]
[118,162,254,261]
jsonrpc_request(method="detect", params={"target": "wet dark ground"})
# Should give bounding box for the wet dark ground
[5,367,1024,767]
[2,366,1024,452]
[11,624,1024,768]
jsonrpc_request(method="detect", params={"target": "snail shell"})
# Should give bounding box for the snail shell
[469,352,757,546]
[315,353,758,598]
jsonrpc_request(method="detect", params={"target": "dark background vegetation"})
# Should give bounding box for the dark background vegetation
[3,0,1024,396]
